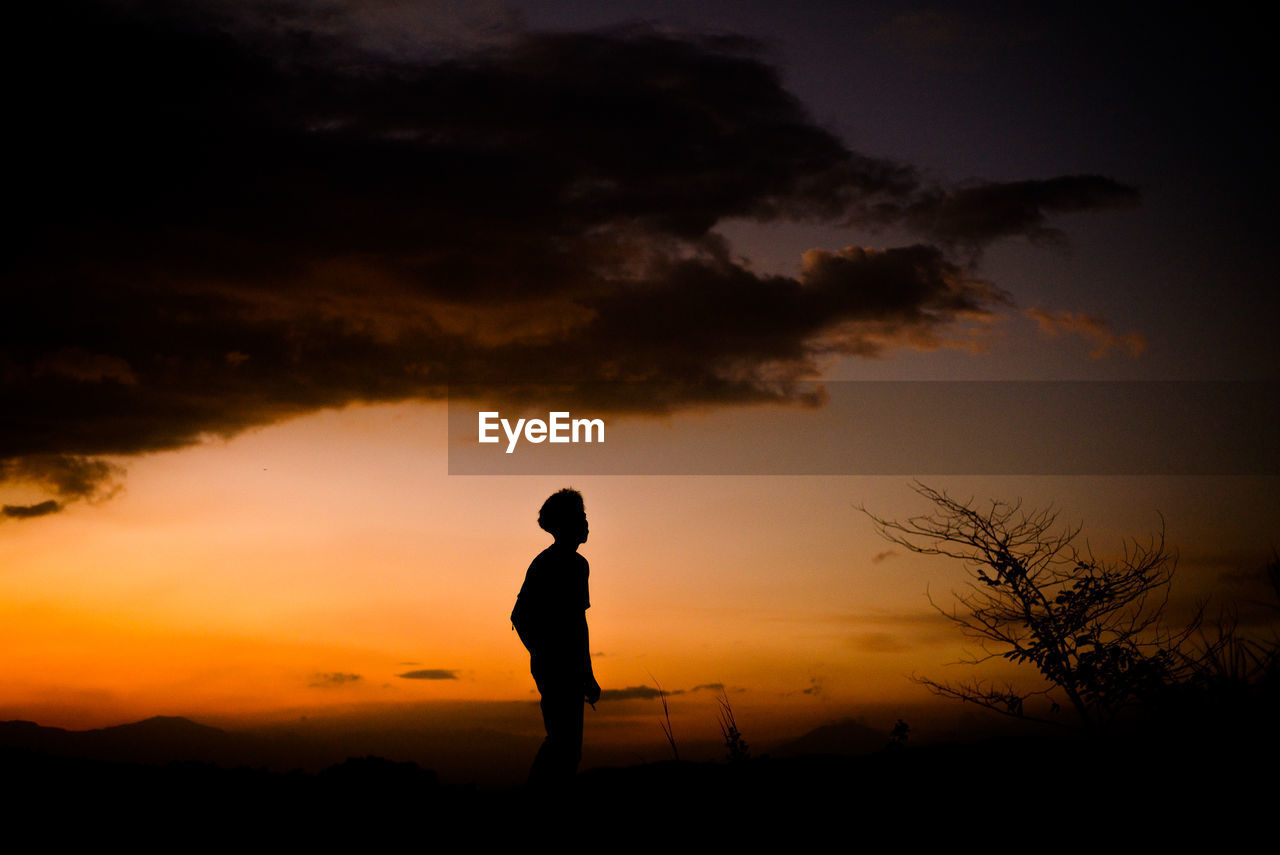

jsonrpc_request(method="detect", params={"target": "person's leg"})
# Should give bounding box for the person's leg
[553,686,584,774]
[528,675,583,785]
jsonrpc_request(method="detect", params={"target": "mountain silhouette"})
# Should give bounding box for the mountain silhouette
[773,717,891,757]
[1,716,242,766]
[0,715,534,784]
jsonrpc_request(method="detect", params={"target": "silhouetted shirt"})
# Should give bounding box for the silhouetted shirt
[516,544,589,681]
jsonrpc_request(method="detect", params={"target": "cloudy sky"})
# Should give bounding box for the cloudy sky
[2,1,1275,750]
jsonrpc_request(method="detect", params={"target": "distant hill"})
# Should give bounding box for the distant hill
[772,717,889,757]
[2,714,900,781]
[0,715,540,785]
[0,715,244,766]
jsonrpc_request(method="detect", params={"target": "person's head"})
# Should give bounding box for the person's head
[538,488,588,546]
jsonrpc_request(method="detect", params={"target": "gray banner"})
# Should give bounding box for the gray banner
[447,381,1279,475]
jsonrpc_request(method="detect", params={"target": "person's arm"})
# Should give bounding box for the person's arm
[583,616,600,706]
[580,555,600,706]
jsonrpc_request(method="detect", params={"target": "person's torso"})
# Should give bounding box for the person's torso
[520,546,589,653]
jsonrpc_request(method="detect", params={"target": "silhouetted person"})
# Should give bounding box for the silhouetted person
[512,488,601,786]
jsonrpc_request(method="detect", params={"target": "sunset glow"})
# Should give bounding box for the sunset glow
[2,4,1276,790]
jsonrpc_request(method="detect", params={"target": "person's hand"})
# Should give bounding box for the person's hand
[585,676,601,708]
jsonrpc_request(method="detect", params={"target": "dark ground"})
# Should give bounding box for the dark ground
[4,712,1272,844]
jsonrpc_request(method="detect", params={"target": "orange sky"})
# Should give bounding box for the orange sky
[3,5,1279,776]
[2,399,1274,743]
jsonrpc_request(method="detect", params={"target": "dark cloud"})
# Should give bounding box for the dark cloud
[0,2,1135,512]
[0,456,124,517]
[191,0,522,63]
[690,683,725,692]
[309,672,362,688]
[1027,308,1146,359]
[3,501,62,520]
[871,550,897,564]
[882,176,1140,254]
[599,685,681,701]
[397,670,459,680]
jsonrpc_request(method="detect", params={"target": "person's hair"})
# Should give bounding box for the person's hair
[538,488,585,537]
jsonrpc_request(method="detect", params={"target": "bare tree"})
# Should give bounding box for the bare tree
[862,483,1196,734]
